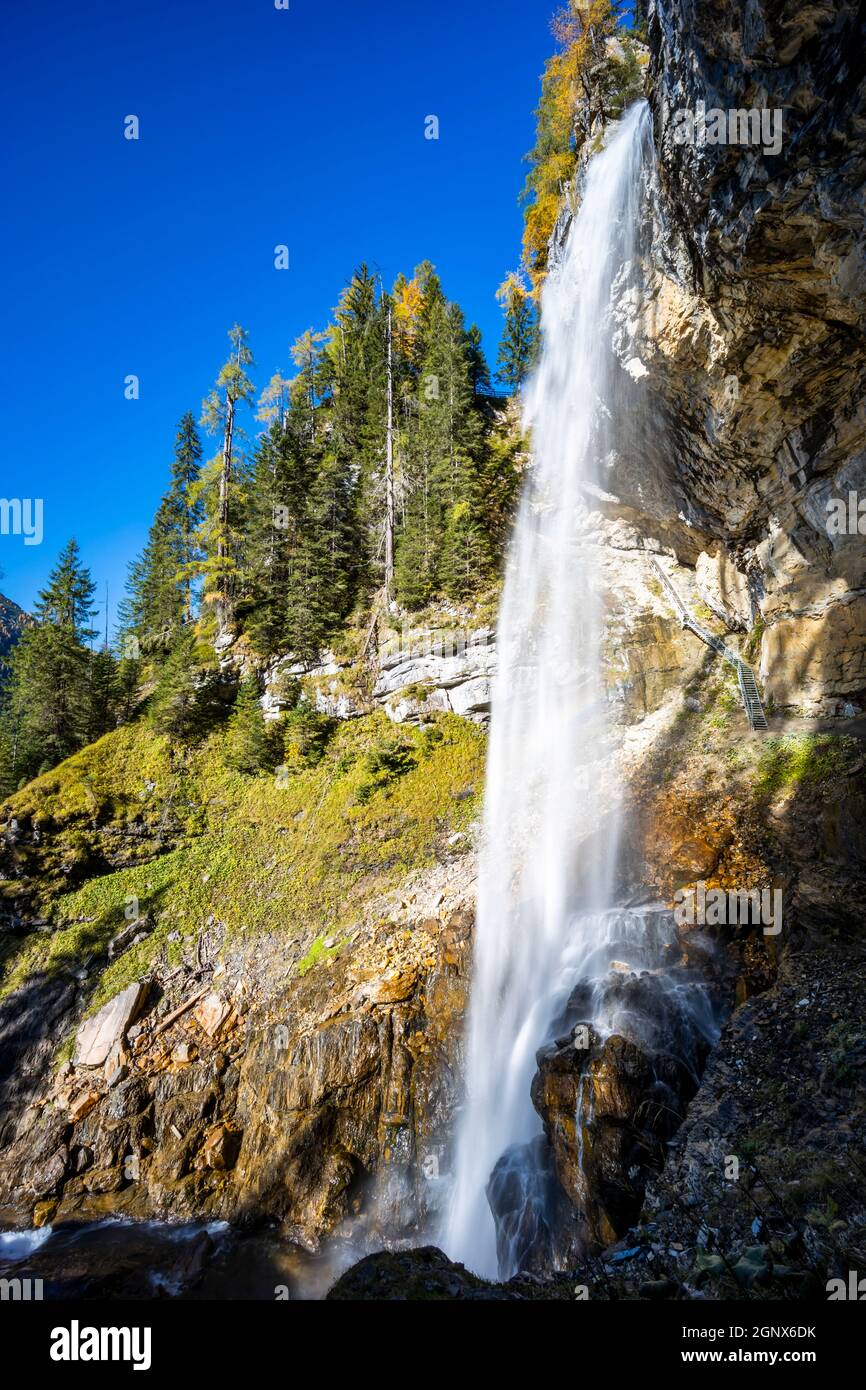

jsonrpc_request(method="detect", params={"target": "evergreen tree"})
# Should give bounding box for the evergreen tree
[466,323,492,399]
[86,646,118,744]
[125,413,204,652]
[224,675,279,773]
[324,265,386,582]
[148,627,228,743]
[168,412,205,621]
[200,326,255,637]
[242,414,316,659]
[0,540,98,782]
[496,273,539,392]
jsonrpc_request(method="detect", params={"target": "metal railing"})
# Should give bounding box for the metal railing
[648,556,768,730]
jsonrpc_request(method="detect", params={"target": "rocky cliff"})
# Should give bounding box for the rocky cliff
[626,0,866,715]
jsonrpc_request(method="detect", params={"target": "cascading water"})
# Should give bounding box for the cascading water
[444,101,656,1278]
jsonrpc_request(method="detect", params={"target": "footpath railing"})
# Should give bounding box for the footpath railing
[648,555,767,730]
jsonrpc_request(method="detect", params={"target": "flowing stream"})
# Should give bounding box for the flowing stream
[444,101,654,1278]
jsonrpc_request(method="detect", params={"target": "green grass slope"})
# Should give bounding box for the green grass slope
[0,710,486,1013]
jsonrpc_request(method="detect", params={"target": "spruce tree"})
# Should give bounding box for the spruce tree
[148,627,227,743]
[167,412,204,621]
[0,540,98,781]
[125,413,204,652]
[86,646,118,744]
[496,274,538,392]
[224,675,279,773]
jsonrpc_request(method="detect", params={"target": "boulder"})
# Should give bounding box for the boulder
[74,981,149,1068]
[192,993,231,1038]
[107,915,153,961]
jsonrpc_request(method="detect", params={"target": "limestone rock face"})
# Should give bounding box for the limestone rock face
[374,627,497,725]
[760,596,866,709]
[600,542,708,722]
[695,548,753,630]
[592,0,866,713]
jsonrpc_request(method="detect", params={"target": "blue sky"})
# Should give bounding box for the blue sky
[0,0,562,636]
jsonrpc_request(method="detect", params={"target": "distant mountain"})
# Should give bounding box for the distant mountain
[0,592,27,678]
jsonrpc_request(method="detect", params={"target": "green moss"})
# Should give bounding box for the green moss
[744,616,765,665]
[297,934,341,976]
[399,682,434,703]
[693,600,719,626]
[755,734,861,796]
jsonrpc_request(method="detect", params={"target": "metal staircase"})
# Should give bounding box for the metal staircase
[648,556,768,731]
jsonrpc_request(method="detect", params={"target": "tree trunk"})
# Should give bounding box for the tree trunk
[217,394,235,635]
[384,307,395,605]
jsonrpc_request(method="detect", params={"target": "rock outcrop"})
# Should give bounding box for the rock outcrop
[0,858,475,1251]
[596,0,866,715]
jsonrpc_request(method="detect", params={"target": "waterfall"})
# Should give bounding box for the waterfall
[444,101,653,1278]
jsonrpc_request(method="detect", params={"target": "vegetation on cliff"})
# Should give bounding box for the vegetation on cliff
[0,262,527,799]
[521,1,645,291]
[0,709,485,1024]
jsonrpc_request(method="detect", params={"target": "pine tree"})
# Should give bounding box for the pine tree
[466,323,492,398]
[243,323,345,662]
[86,646,118,744]
[242,415,314,659]
[302,450,359,649]
[148,627,228,743]
[496,273,538,392]
[325,265,386,583]
[167,412,205,621]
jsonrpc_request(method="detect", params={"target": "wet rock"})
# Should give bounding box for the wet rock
[198,1123,241,1172]
[30,1145,69,1197]
[486,1134,584,1275]
[327,1246,491,1301]
[33,1198,57,1227]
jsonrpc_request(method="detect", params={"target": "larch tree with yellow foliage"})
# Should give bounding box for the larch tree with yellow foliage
[521,1,644,292]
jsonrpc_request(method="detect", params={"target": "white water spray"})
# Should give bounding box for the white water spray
[444,101,653,1277]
